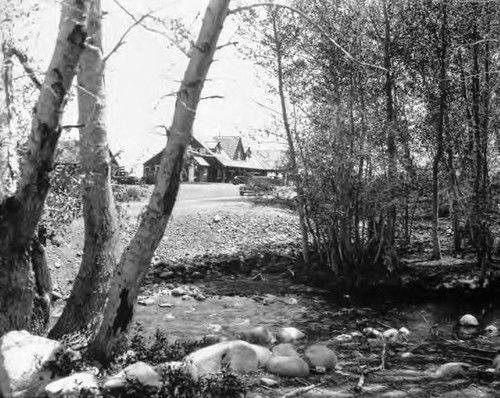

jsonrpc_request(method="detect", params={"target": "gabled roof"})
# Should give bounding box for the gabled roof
[143,151,163,167]
[212,136,241,159]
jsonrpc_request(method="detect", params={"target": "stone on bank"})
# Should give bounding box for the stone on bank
[0,331,79,398]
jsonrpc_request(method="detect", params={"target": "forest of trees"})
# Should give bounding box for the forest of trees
[1,0,500,364]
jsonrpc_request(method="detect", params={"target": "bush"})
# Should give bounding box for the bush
[113,185,147,202]
[107,324,248,398]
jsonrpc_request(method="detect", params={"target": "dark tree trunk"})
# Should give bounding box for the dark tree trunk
[383,0,396,247]
[0,0,90,334]
[431,2,447,260]
[271,11,309,265]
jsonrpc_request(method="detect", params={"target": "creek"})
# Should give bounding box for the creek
[132,276,500,352]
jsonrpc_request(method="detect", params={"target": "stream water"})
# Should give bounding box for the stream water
[131,276,500,348]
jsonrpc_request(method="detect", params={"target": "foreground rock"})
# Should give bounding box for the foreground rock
[104,362,162,392]
[272,343,300,358]
[304,344,338,370]
[45,371,98,398]
[0,331,79,398]
[221,345,258,373]
[187,340,271,376]
[266,356,309,377]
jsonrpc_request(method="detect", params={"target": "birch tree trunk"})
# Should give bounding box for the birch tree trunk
[88,0,230,362]
[0,40,18,201]
[0,0,90,334]
[49,0,120,340]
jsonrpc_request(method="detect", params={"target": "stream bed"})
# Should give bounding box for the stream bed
[133,276,500,345]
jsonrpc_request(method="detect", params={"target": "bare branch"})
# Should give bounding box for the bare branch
[8,47,42,89]
[229,3,387,73]
[200,95,224,100]
[217,41,239,50]
[103,13,149,63]
[62,124,85,130]
[112,0,190,57]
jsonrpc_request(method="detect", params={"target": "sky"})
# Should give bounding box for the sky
[14,0,282,171]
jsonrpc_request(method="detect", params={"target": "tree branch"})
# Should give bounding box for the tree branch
[229,3,387,73]
[9,47,42,89]
[217,40,239,50]
[200,95,224,100]
[112,0,190,57]
[102,13,149,63]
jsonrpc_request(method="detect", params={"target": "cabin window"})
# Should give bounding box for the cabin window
[155,165,160,172]
[144,166,150,173]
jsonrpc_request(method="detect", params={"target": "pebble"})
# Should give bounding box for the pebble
[138,297,156,306]
[171,287,188,296]
[260,377,279,387]
[493,355,500,372]
[484,325,498,336]
[335,334,353,342]
[434,362,471,378]
[398,327,410,337]
[383,328,399,342]
[160,271,174,279]
[459,314,479,327]
[194,293,207,301]
[363,327,383,339]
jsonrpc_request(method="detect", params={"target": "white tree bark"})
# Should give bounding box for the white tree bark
[89,0,231,362]
[0,0,91,334]
[0,24,18,201]
[49,0,120,340]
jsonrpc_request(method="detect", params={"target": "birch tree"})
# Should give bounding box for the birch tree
[48,0,120,339]
[0,0,91,333]
[88,0,231,362]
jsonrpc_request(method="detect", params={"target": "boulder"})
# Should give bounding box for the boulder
[0,330,76,398]
[221,345,258,373]
[239,326,275,345]
[272,343,300,358]
[304,344,337,370]
[277,327,306,343]
[266,356,309,377]
[459,314,479,327]
[104,361,162,391]
[250,344,272,367]
[45,371,98,398]
[187,340,271,376]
